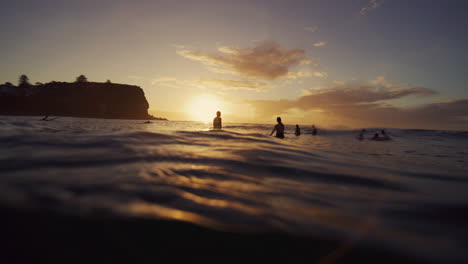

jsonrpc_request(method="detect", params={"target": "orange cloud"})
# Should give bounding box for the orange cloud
[312,72,328,78]
[177,41,307,80]
[198,78,269,90]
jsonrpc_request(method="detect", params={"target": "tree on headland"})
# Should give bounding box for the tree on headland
[106,79,112,84]
[18,75,30,87]
[3,82,14,87]
[76,75,88,83]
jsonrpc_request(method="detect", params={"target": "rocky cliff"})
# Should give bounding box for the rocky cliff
[0,82,165,120]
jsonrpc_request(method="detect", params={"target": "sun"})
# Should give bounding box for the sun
[186,94,224,123]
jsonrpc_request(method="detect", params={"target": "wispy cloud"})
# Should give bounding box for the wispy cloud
[177,41,307,80]
[288,71,311,79]
[290,71,327,79]
[312,72,328,78]
[304,25,318,33]
[300,59,313,65]
[360,0,384,15]
[198,78,269,91]
[369,76,409,89]
[313,42,327,47]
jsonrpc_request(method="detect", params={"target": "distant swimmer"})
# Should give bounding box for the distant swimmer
[371,133,380,140]
[371,131,390,141]
[295,124,301,136]
[270,117,285,139]
[381,130,391,140]
[39,115,58,121]
[357,129,366,140]
[312,125,317,135]
[213,111,222,129]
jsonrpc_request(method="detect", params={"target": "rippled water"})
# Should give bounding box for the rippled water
[1,116,467,263]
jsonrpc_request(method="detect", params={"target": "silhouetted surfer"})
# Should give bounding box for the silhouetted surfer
[381,130,391,140]
[372,130,391,141]
[295,124,301,136]
[312,125,317,135]
[371,133,380,140]
[213,111,222,129]
[270,117,285,138]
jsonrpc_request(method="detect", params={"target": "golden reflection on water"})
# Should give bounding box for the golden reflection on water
[129,137,450,261]
[180,191,265,215]
[125,201,224,230]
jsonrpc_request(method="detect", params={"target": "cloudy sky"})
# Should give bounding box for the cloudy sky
[1,0,467,129]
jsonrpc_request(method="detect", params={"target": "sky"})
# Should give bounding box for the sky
[1,0,468,129]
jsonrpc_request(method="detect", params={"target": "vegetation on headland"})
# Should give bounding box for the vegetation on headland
[0,75,167,120]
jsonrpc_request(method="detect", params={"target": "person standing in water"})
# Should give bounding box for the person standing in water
[213,111,222,129]
[295,124,301,136]
[312,125,317,135]
[270,117,285,138]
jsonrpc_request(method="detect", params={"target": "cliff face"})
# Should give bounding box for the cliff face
[0,82,162,120]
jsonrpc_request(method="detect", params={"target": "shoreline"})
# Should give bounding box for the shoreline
[0,114,168,121]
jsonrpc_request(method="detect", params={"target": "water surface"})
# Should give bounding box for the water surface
[1,116,467,263]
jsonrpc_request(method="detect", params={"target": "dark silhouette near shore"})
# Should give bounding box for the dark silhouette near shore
[213,111,222,129]
[0,75,166,120]
[312,125,317,135]
[270,117,285,138]
[295,124,301,136]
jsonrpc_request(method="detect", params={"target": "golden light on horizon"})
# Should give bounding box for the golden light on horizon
[186,94,224,123]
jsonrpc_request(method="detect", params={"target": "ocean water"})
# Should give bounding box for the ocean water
[1,116,467,262]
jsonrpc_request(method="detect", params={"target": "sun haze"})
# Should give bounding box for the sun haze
[186,94,224,124]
